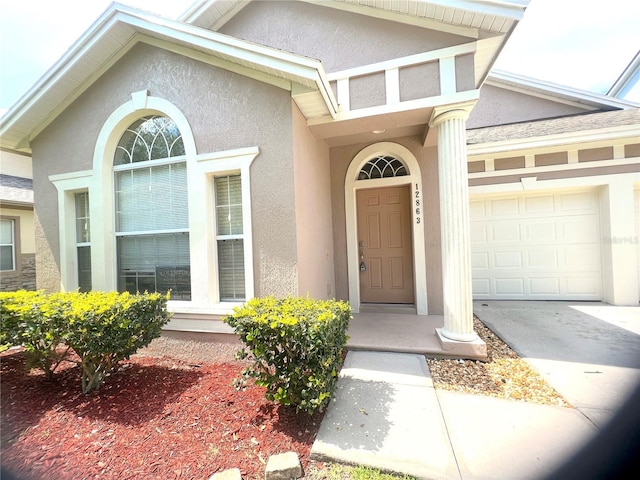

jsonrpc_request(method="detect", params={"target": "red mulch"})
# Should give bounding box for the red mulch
[0,348,325,480]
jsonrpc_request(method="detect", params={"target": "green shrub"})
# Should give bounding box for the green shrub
[64,291,171,393]
[224,296,351,415]
[0,290,171,393]
[0,290,71,378]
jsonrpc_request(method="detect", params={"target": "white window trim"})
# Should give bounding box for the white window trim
[192,147,258,305]
[51,91,258,313]
[49,172,92,290]
[345,142,428,315]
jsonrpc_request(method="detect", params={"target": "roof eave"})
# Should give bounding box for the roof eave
[467,122,640,156]
[0,3,337,154]
[487,70,640,110]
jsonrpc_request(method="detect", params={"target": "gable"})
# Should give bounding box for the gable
[218,0,472,73]
[0,4,336,155]
[31,43,294,176]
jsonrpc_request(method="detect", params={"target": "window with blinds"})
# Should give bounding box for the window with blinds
[0,219,15,271]
[215,175,245,301]
[75,192,92,292]
[114,116,191,300]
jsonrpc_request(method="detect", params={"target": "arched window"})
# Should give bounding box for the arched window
[357,155,408,180]
[113,116,190,300]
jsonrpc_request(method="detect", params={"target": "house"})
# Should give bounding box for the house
[0,0,638,357]
[0,149,36,291]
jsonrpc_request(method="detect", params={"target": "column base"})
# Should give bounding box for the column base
[436,328,487,361]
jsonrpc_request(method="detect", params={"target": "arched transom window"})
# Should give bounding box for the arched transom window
[115,115,185,165]
[357,155,408,180]
[113,116,190,300]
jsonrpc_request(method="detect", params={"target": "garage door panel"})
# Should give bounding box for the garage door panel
[527,249,559,269]
[491,223,520,242]
[471,252,489,268]
[560,216,600,243]
[524,195,554,213]
[564,244,600,269]
[471,188,602,300]
[495,278,525,295]
[566,276,601,296]
[529,277,560,295]
[472,278,491,295]
[558,191,598,212]
[470,223,488,243]
[470,200,487,218]
[490,197,519,216]
[525,222,557,242]
[493,251,522,268]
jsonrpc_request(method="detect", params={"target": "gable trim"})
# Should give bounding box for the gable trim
[487,70,639,111]
[0,4,337,154]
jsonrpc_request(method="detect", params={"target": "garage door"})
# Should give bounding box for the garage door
[470,188,602,300]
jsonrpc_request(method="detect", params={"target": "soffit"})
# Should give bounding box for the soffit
[182,0,527,36]
[0,4,336,154]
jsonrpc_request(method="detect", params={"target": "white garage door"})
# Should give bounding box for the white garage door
[470,188,602,300]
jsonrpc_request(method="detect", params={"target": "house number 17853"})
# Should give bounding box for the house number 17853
[415,183,421,224]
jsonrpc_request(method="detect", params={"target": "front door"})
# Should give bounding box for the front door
[357,185,414,304]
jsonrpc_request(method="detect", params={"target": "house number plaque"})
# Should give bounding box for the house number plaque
[415,183,421,224]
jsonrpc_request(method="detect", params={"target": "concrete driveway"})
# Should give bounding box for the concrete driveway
[473,300,640,429]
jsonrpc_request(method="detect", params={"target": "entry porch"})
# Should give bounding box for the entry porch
[347,305,487,360]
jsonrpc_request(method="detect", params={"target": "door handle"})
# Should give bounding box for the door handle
[359,241,366,272]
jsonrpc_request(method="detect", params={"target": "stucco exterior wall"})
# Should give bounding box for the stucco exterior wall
[330,137,444,314]
[292,103,335,299]
[467,85,590,129]
[219,1,470,73]
[31,43,297,296]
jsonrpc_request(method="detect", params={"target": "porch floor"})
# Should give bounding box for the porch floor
[346,306,447,356]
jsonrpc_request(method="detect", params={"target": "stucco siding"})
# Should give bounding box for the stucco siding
[468,85,590,129]
[292,102,335,299]
[218,1,470,73]
[330,137,443,314]
[1,207,35,254]
[31,43,297,296]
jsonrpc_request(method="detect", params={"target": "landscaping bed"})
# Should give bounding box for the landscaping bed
[1,317,568,480]
[1,345,324,480]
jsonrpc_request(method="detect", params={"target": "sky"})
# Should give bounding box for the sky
[0,0,639,118]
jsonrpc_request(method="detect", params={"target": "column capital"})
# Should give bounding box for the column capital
[429,101,476,127]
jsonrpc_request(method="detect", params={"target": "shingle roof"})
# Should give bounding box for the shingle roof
[467,108,640,145]
[0,174,34,206]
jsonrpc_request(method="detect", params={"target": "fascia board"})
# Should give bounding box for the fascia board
[178,0,215,23]
[467,124,640,156]
[608,51,640,97]
[487,70,640,110]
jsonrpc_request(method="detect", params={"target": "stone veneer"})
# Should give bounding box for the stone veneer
[0,254,36,291]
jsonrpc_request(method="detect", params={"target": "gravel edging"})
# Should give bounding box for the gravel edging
[426,316,570,407]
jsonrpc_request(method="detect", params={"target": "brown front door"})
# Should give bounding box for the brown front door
[357,185,414,304]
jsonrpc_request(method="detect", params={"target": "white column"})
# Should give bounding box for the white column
[432,108,478,342]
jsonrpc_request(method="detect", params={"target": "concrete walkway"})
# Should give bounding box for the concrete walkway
[311,351,597,479]
[311,301,640,479]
